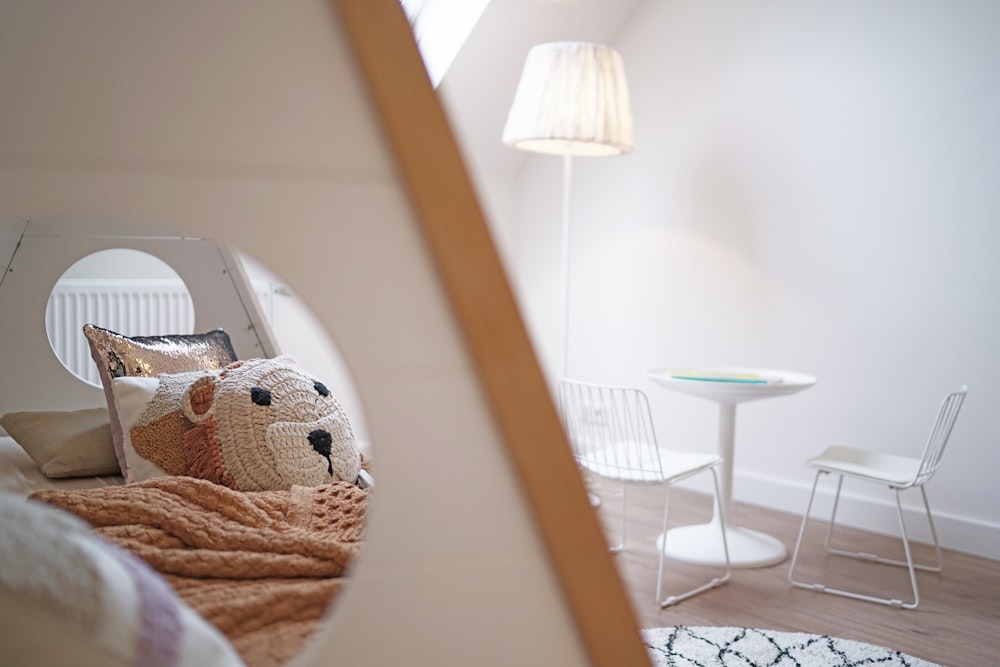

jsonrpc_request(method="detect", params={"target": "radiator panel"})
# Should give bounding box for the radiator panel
[45,279,273,384]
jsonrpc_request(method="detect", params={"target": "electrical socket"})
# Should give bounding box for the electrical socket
[581,406,606,425]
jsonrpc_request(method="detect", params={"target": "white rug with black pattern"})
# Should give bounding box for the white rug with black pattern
[642,626,942,667]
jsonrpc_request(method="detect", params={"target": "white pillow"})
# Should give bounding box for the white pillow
[0,493,244,667]
[111,376,167,484]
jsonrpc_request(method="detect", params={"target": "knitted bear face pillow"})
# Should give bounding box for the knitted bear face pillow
[114,356,362,491]
[180,356,363,491]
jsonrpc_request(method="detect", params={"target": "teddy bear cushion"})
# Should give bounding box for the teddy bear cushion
[114,357,362,491]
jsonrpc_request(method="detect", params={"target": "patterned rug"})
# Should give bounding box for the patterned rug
[642,626,942,667]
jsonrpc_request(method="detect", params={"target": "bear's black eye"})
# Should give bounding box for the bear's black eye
[251,387,272,406]
[314,381,330,397]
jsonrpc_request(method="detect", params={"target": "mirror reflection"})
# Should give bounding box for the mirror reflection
[45,249,194,387]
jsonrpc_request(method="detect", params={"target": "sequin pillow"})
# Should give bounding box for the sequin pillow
[83,324,238,476]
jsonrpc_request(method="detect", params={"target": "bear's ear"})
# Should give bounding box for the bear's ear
[273,354,298,365]
[182,375,219,423]
[219,359,246,377]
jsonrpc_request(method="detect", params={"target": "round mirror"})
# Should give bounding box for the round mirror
[45,248,194,386]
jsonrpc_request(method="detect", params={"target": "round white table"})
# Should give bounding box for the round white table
[645,367,817,568]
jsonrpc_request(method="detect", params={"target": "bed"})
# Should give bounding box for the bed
[0,331,371,667]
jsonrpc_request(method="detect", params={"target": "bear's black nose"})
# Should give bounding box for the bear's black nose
[308,429,334,475]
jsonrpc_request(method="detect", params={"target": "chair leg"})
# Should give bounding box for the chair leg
[824,484,943,573]
[709,466,732,579]
[654,485,670,604]
[894,488,920,609]
[609,483,626,554]
[919,486,945,573]
[788,472,941,609]
[787,470,823,590]
[822,474,845,551]
[657,467,731,608]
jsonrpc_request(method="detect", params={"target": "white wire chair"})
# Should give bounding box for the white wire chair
[787,385,967,609]
[558,379,731,608]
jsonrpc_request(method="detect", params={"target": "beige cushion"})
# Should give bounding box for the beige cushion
[0,408,119,478]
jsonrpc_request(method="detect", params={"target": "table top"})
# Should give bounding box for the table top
[645,367,817,405]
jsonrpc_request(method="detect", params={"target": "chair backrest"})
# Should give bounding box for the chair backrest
[558,379,666,483]
[914,385,968,486]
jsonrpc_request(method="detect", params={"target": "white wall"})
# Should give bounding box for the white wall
[509,0,1000,558]
[237,253,372,453]
[62,248,180,279]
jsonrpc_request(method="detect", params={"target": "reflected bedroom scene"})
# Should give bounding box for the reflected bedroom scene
[3,236,373,665]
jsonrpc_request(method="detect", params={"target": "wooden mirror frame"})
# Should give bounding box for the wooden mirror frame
[332,2,647,664]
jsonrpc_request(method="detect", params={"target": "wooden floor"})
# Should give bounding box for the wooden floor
[589,478,1000,667]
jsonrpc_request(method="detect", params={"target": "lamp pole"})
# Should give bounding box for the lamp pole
[560,152,573,379]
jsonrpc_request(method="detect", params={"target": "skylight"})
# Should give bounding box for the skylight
[400,0,490,87]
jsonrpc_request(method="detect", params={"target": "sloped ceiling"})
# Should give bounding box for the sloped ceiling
[437,0,646,176]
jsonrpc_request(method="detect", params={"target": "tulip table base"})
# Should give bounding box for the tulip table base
[656,520,788,568]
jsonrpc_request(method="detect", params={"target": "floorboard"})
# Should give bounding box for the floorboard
[589,478,1000,667]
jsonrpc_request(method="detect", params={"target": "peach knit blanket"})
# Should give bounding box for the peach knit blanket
[31,475,368,667]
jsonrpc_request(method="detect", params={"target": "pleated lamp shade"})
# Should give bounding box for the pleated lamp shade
[502,42,635,157]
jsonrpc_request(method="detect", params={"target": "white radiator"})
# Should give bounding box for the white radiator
[45,278,274,384]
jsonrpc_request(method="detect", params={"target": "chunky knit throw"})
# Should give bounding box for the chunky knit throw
[31,475,368,667]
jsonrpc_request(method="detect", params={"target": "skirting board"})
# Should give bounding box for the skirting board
[675,472,1000,561]
[737,471,1000,561]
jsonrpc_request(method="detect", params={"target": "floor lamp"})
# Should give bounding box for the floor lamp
[502,41,635,380]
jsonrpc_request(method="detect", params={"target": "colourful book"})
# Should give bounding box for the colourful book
[669,370,782,384]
